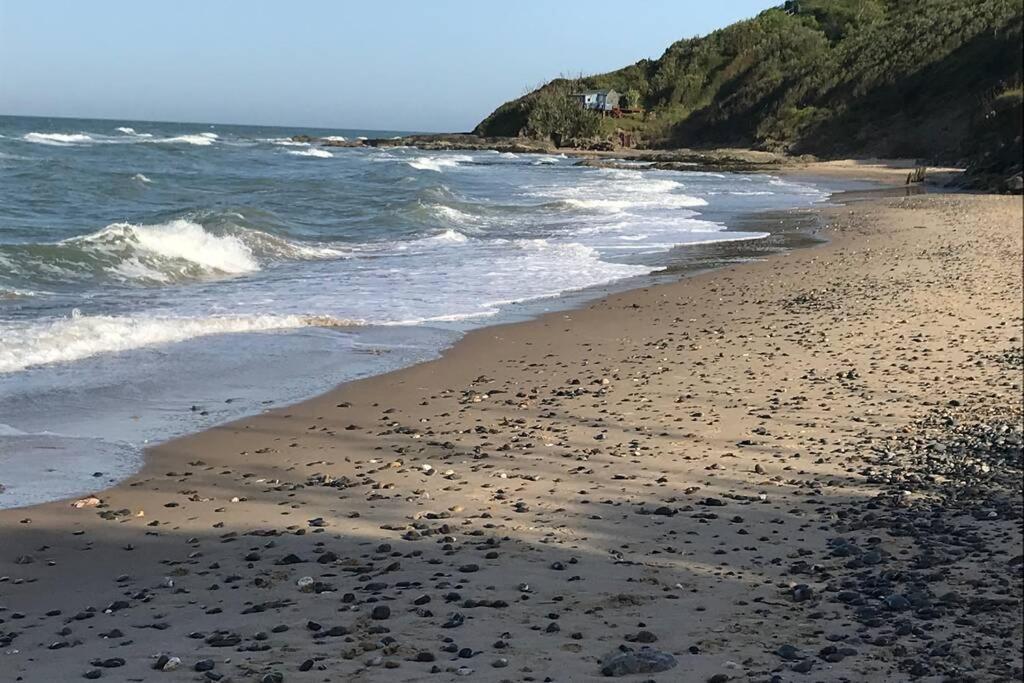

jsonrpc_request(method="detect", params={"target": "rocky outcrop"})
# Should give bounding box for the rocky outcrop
[286,133,556,155]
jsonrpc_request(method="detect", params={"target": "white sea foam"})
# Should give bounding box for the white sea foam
[132,173,152,183]
[156,132,218,146]
[74,219,260,275]
[0,311,360,373]
[392,228,471,250]
[23,132,95,145]
[25,130,217,146]
[426,204,478,226]
[407,155,472,172]
[0,218,354,287]
[0,287,40,300]
[116,127,152,138]
[564,194,706,211]
[322,136,347,142]
[288,148,333,158]
[426,228,470,244]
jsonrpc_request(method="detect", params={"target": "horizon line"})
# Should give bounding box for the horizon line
[0,111,446,135]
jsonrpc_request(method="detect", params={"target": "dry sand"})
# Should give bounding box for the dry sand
[1,181,1021,683]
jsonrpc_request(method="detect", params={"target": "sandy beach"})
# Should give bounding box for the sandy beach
[1,175,1021,682]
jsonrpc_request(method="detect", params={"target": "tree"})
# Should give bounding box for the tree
[624,88,643,110]
[526,80,602,144]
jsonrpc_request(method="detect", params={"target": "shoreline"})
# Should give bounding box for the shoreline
[0,168,1020,681]
[0,169,844,512]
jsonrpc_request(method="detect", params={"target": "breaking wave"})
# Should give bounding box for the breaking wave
[0,310,361,373]
[23,132,95,145]
[0,218,346,286]
[156,132,218,146]
[288,147,333,158]
[116,127,153,138]
[407,155,472,172]
[22,130,217,146]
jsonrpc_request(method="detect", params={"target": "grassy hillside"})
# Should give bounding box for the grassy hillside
[474,0,1022,171]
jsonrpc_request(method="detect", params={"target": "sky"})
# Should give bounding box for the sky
[0,1,778,132]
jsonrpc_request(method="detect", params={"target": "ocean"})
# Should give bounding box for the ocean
[0,115,837,508]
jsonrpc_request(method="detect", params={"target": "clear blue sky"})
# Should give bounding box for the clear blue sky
[0,1,777,132]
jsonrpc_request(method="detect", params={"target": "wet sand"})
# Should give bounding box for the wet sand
[1,180,1021,682]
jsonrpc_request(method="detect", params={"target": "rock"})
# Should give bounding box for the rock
[775,644,804,661]
[371,605,391,620]
[205,633,241,647]
[601,648,678,676]
[625,630,658,643]
[83,671,102,680]
[792,659,814,674]
[90,658,125,668]
[791,584,814,602]
[72,497,102,509]
[883,594,911,611]
[194,659,215,672]
[316,551,339,564]
[442,613,465,628]
[1006,173,1023,194]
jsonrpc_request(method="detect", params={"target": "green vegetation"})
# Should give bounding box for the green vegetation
[474,0,1022,171]
[524,80,601,145]
[623,88,642,110]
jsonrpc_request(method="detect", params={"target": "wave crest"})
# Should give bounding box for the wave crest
[288,148,333,158]
[22,130,217,146]
[407,155,472,172]
[74,219,260,276]
[1,217,347,287]
[23,132,95,145]
[0,311,362,373]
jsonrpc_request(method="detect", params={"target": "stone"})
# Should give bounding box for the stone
[600,648,678,676]
[205,633,241,647]
[775,644,803,661]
